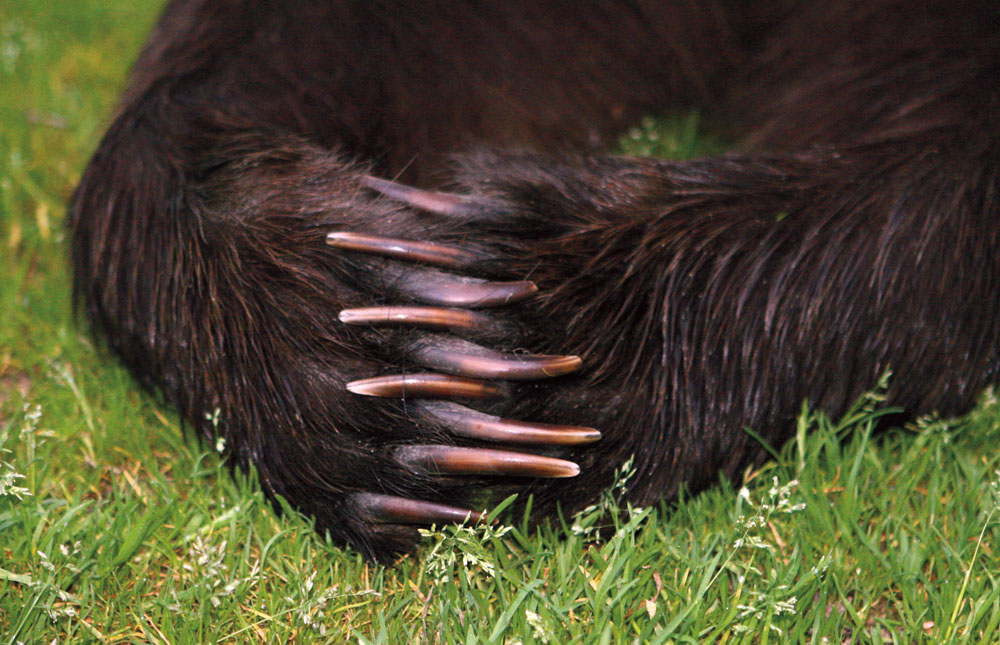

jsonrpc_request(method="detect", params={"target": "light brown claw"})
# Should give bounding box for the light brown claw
[397,445,580,478]
[354,492,483,525]
[409,337,581,380]
[392,268,537,308]
[421,402,601,445]
[327,232,480,269]
[346,373,501,399]
[362,175,482,217]
[339,306,494,332]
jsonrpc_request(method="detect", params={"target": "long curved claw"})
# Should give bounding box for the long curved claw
[421,402,601,446]
[408,337,581,380]
[391,267,537,308]
[346,373,501,399]
[354,492,483,525]
[327,232,482,269]
[339,306,494,332]
[397,445,580,478]
[361,175,482,217]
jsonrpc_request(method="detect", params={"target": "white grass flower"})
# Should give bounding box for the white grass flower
[525,609,555,644]
[0,452,30,500]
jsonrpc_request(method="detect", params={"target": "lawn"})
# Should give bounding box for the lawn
[2,1,1000,642]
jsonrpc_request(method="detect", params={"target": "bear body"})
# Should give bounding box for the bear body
[70,0,1000,560]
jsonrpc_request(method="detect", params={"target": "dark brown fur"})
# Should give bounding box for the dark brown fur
[69,0,1000,560]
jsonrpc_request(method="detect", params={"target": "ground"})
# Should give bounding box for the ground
[2,0,1000,641]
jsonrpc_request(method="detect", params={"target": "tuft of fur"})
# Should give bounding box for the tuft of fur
[70,0,1000,560]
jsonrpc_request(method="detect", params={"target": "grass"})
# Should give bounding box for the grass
[3,0,1000,641]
